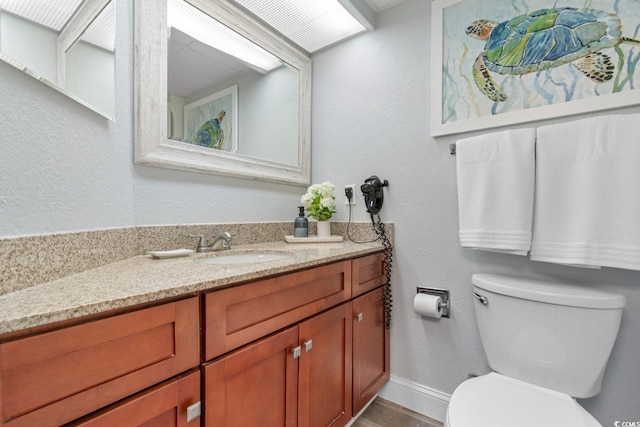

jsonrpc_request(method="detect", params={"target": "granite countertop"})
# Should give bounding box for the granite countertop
[0,240,384,335]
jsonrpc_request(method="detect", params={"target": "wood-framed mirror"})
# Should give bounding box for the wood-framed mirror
[134,0,311,186]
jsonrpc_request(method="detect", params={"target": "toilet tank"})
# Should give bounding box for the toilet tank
[471,274,626,398]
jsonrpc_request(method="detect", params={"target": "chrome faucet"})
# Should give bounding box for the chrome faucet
[190,232,234,253]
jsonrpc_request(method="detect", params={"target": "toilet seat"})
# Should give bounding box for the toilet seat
[446,373,601,427]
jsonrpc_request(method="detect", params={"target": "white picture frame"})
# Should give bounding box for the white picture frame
[183,85,238,154]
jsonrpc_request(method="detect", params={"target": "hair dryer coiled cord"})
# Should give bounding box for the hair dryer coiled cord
[347,206,394,329]
[373,214,393,329]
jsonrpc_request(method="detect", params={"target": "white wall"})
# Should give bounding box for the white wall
[312,0,640,425]
[1,0,639,425]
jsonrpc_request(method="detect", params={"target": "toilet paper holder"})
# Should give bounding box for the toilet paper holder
[416,287,450,318]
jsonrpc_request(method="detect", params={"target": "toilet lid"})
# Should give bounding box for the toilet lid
[447,373,601,427]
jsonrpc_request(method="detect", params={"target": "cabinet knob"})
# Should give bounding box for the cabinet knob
[356,313,363,322]
[186,401,201,422]
[304,339,313,352]
[292,346,301,359]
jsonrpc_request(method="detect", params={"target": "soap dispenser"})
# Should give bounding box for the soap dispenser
[294,206,308,237]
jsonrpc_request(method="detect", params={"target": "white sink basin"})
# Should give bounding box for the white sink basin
[195,250,294,265]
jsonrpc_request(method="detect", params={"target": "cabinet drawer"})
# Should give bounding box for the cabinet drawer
[205,260,351,360]
[0,297,200,427]
[69,370,200,427]
[351,252,387,297]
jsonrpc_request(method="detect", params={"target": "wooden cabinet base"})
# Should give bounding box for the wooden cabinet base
[0,252,388,427]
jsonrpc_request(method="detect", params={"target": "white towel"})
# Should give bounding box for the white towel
[456,128,536,255]
[531,114,640,270]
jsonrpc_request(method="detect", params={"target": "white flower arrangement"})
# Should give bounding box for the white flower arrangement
[301,181,336,221]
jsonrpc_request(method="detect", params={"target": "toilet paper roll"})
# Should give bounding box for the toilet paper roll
[414,293,442,318]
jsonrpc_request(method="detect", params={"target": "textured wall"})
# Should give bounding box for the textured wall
[311,0,640,425]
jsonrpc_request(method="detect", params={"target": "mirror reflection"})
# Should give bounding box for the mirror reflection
[134,0,310,185]
[166,0,299,167]
[0,0,116,119]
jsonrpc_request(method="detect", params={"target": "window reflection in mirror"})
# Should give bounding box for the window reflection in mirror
[166,0,299,167]
[0,0,116,119]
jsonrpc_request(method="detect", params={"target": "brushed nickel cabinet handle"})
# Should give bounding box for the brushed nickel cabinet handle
[292,346,301,359]
[186,401,201,422]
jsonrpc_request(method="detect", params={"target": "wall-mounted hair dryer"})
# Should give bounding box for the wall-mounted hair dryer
[360,176,389,215]
[359,176,393,328]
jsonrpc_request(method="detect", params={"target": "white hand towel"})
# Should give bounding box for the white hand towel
[456,128,536,255]
[531,113,640,270]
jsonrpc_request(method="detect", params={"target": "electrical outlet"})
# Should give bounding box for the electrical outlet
[344,184,356,206]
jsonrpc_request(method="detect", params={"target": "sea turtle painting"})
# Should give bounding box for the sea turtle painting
[466,7,640,102]
[196,110,227,150]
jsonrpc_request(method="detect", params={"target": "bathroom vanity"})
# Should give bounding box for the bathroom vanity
[0,243,389,426]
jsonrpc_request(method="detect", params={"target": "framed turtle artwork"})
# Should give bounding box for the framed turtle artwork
[183,85,238,153]
[430,0,640,136]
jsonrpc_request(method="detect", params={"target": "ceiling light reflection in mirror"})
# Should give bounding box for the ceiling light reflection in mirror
[0,0,116,119]
[168,0,281,73]
[166,0,299,167]
[233,0,367,52]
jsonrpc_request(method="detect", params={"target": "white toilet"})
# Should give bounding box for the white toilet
[445,273,626,427]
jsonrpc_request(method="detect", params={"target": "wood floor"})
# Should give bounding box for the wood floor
[350,397,444,427]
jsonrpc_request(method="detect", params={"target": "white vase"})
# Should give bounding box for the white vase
[316,220,331,237]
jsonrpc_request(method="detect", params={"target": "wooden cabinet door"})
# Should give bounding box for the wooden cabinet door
[203,326,299,427]
[69,370,201,427]
[351,253,387,298]
[298,303,353,427]
[352,288,390,414]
